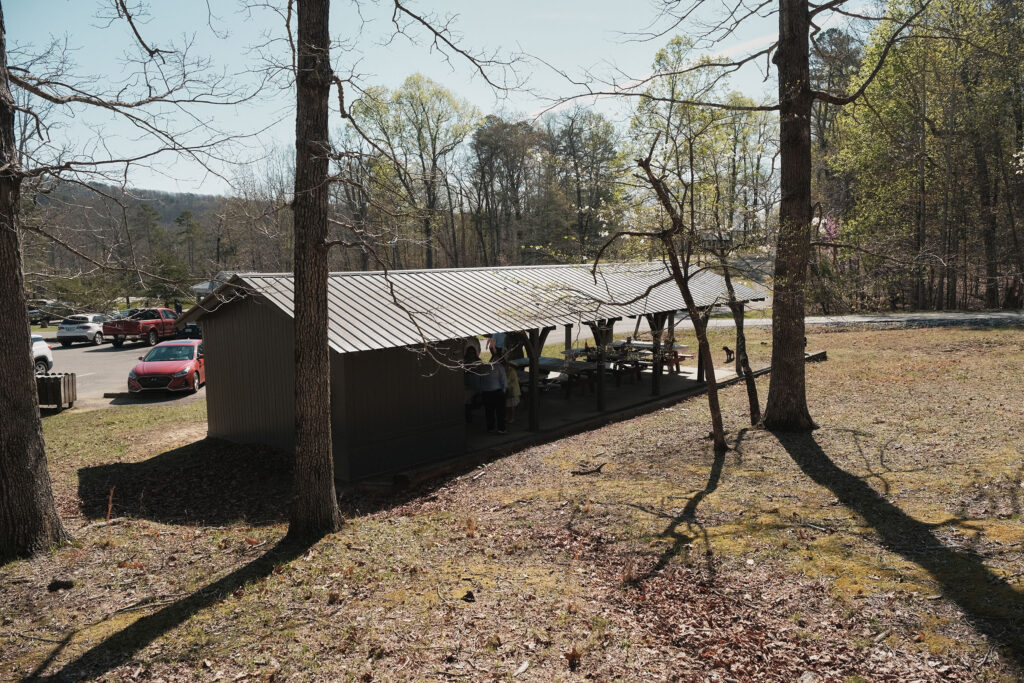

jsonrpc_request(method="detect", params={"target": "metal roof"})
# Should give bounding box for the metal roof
[184,262,764,355]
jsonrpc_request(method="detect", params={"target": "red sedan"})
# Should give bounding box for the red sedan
[128,340,205,394]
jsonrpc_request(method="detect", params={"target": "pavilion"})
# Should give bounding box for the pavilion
[180,262,763,481]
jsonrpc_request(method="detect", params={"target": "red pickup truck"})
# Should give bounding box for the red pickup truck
[104,308,180,347]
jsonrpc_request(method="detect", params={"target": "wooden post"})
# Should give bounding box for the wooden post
[597,335,606,412]
[526,327,553,431]
[696,310,710,382]
[646,312,667,396]
[564,323,572,353]
[528,327,544,430]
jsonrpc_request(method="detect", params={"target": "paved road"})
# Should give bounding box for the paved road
[577,310,1024,341]
[42,338,204,409]
[41,309,1019,409]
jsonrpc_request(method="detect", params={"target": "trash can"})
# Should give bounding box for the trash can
[36,372,77,411]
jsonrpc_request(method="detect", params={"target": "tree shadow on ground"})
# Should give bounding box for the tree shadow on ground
[775,431,1024,670]
[77,439,291,525]
[623,432,743,582]
[77,437,494,527]
[27,536,314,682]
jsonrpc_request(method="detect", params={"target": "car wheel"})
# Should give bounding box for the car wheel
[112,336,124,348]
[34,360,48,374]
[60,340,72,348]
[93,332,104,346]
[146,329,158,346]
[191,372,200,393]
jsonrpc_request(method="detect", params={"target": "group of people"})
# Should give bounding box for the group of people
[464,333,521,434]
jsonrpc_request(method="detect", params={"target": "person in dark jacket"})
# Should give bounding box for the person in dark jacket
[476,359,508,433]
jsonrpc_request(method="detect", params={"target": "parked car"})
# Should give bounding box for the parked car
[104,308,180,347]
[180,322,203,339]
[31,334,53,374]
[128,340,205,394]
[27,300,74,327]
[57,314,110,346]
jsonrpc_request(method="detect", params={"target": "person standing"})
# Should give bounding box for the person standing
[477,359,508,433]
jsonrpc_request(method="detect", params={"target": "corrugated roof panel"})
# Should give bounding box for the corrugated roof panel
[186,262,764,355]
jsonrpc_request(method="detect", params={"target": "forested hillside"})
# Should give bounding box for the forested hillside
[19,1,1024,315]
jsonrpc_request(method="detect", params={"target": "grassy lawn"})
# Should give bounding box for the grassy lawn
[2,326,1023,680]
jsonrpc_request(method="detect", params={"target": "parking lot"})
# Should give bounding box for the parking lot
[40,336,205,408]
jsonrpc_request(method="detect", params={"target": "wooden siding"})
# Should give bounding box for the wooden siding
[204,297,295,451]
[202,294,465,482]
[337,343,464,479]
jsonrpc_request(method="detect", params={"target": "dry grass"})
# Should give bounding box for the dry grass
[1,325,1022,681]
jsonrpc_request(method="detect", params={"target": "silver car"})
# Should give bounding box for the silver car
[57,314,108,346]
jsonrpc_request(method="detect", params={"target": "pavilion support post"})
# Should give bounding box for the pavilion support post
[564,324,572,355]
[696,310,711,382]
[645,312,668,396]
[667,311,677,373]
[526,326,553,431]
[585,318,620,347]
[582,319,618,411]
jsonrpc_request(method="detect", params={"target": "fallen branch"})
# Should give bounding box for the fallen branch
[10,632,65,644]
[113,595,183,614]
[79,517,127,531]
[571,463,607,476]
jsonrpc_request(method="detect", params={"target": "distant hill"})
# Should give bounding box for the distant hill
[34,181,226,229]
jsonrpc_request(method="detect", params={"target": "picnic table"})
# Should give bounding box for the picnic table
[610,340,690,351]
[609,340,694,373]
[511,356,601,397]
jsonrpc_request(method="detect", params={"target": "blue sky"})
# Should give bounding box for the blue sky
[7,0,779,195]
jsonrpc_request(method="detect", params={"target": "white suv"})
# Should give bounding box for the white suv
[32,334,53,374]
[57,313,109,346]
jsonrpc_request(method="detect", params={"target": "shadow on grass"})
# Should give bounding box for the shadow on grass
[27,536,314,682]
[624,436,736,582]
[776,431,1024,669]
[78,438,291,525]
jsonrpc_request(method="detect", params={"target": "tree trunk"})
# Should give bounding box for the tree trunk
[720,261,761,425]
[289,0,342,539]
[973,139,1000,308]
[663,247,727,453]
[424,215,433,269]
[0,7,71,561]
[763,0,816,431]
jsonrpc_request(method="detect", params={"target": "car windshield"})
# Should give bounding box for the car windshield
[132,309,160,320]
[64,315,87,323]
[31,335,43,343]
[143,345,194,362]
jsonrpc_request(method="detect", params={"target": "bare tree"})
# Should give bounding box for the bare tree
[0,1,250,560]
[541,1,928,431]
[0,10,69,559]
[275,0,519,540]
[288,0,343,538]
